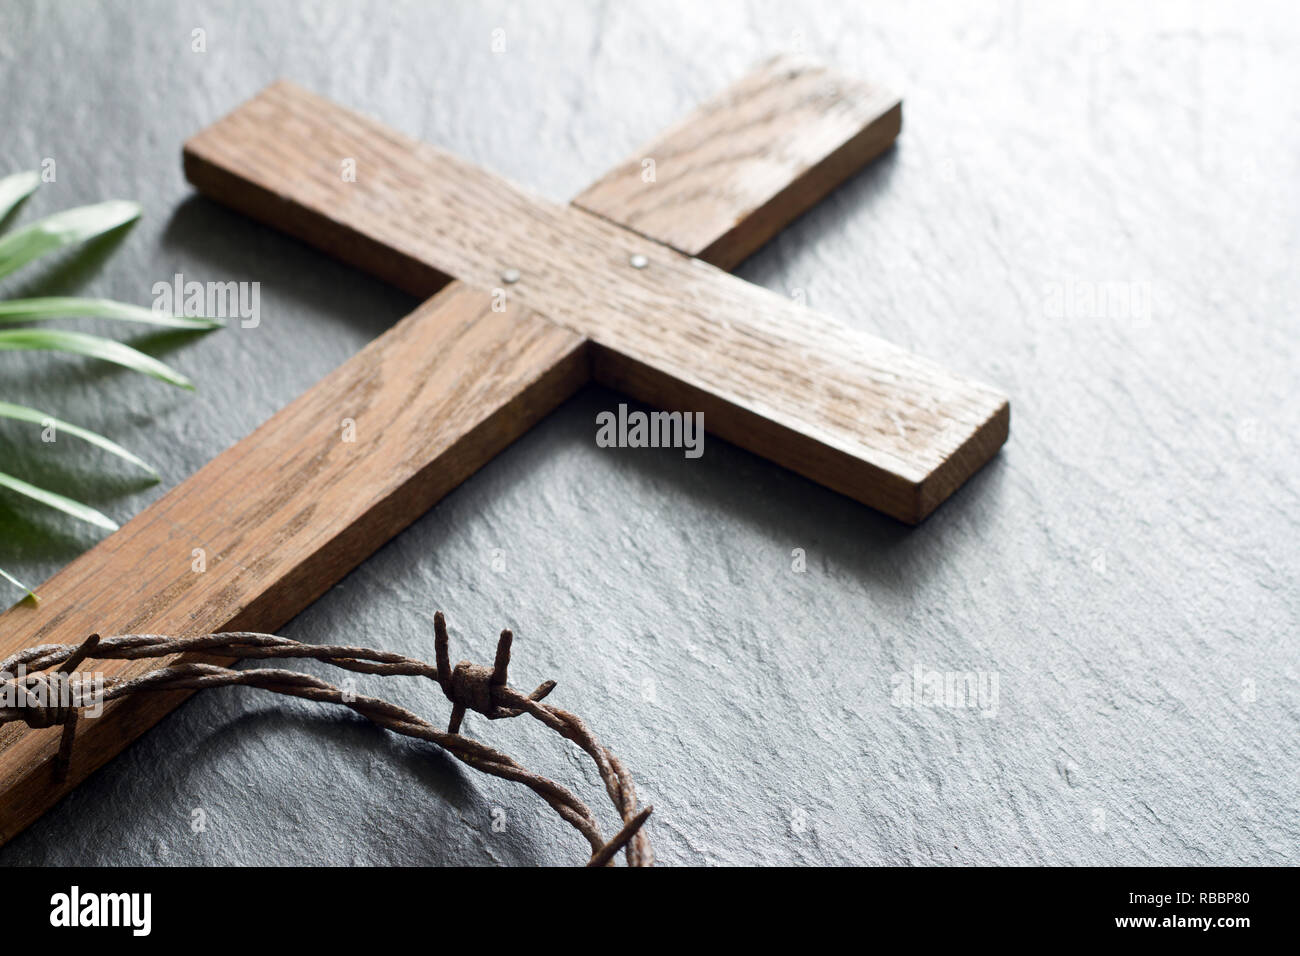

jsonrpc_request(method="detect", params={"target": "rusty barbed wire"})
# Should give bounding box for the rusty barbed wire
[0,612,652,867]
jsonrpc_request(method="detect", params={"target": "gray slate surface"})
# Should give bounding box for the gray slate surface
[0,0,1296,866]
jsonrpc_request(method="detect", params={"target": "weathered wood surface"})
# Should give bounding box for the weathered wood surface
[0,58,942,842]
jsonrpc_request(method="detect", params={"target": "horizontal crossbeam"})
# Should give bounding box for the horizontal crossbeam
[184,77,1007,522]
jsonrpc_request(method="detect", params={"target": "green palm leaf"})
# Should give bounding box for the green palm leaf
[0,566,37,603]
[0,400,159,477]
[0,470,118,531]
[0,328,194,388]
[0,199,140,279]
[0,173,222,603]
[0,171,40,222]
[0,296,222,330]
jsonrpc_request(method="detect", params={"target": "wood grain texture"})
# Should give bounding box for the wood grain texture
[184,79,1007,523]
[0,58,917,842]
[0,289,587,841]
[574,54,903,271]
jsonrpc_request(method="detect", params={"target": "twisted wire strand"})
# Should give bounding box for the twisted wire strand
[0,613,652,867]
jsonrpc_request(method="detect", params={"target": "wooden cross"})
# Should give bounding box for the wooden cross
[0,56,1007,841]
